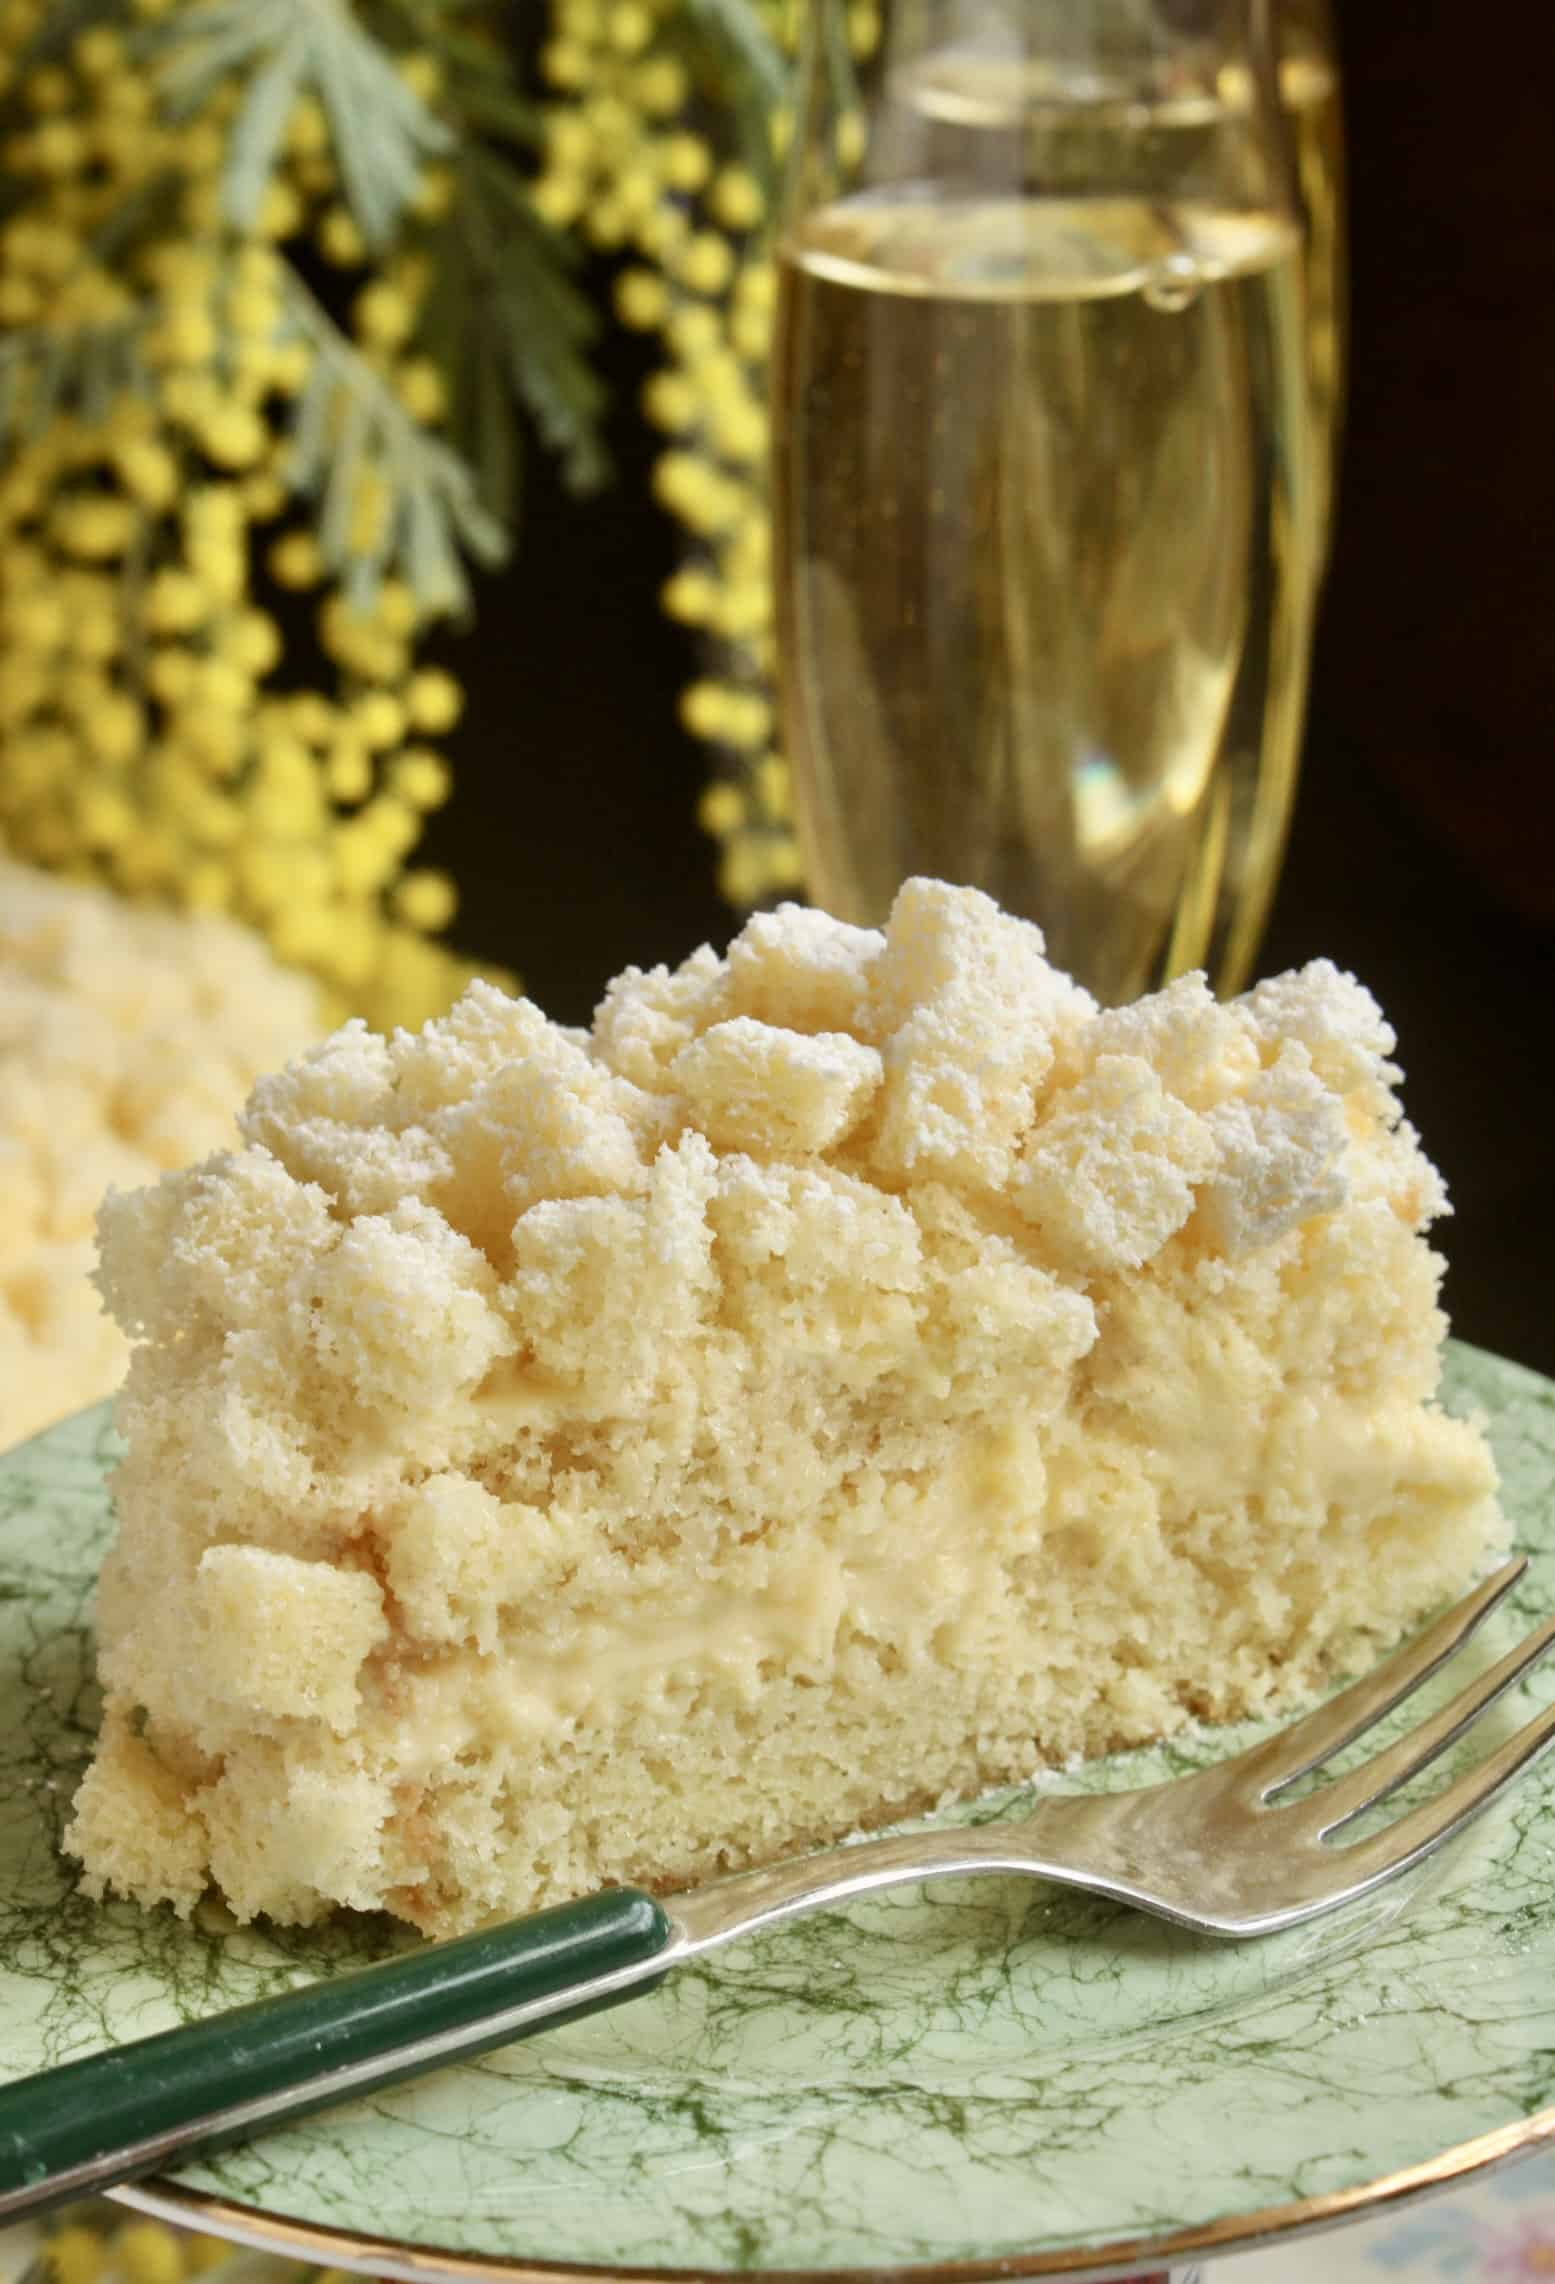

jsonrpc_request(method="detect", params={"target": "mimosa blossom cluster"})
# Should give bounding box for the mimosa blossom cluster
[531,0,877,906]
[0,0,483,1029]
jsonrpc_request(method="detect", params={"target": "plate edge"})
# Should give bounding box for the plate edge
[109,2103,1555,2284]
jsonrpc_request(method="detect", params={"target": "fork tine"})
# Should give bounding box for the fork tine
[1335,1695,1555,1889]
[1241,1557,1528,1797]
[1296,1609,1555,1837]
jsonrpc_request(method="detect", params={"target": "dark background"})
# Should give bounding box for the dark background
[420,4,1555,1378]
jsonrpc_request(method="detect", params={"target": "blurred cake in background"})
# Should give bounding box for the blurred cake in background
[0,856,318,1449]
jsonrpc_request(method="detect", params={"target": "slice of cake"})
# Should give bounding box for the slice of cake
[66,880,1499,1936]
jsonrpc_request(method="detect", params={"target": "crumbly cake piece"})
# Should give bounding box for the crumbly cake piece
[67,880,1498,1934]
[0,856,318,1449]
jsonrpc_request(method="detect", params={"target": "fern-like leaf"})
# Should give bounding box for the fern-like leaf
[678,0,790,187]
[153,0,451,248]
[418,141,609,504]
[0,313,151,446]
[681,0,788,111]
[276,256,507,617]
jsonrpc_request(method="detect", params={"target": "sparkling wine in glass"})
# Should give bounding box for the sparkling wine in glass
[772,0,1320,1004]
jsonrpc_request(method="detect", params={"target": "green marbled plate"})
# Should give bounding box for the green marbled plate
[3,1342,1554,2283]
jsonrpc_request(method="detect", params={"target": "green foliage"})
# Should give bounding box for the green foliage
[421,143,609,518]
[0,312,150,446]
[143,0,617,593]
[371,0,548,144]
[677,0,789,189]
[156,0,452,246]
[277,259,509,616]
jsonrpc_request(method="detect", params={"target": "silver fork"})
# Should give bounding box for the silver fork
[3,1558,1553,2220]
[678,1554,1555,1950]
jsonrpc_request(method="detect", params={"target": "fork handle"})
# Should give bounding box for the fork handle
[0,1888,673,2221]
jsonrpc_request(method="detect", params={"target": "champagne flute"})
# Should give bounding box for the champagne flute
[1223,0,1344,559]
[771,0,1321,1004]
[1278,0,1345,565]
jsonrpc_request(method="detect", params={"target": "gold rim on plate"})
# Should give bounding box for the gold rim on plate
[111,2102,1555,2284]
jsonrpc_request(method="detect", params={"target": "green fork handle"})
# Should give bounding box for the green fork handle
[0,1887,674,2221]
